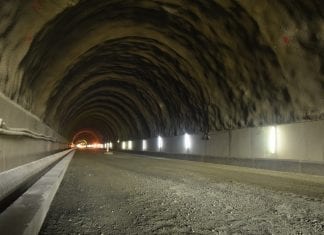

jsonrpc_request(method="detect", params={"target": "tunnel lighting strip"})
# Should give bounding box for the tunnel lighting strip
[0,118,58,142]
[157,136,163,150]
[184,133,191,150]
[128,141,133,150]
[142,140,147,151]
[122,141,126,150]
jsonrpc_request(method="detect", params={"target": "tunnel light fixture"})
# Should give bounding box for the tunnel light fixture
[109,142,113,149]
[157,136,163,150]
[142,140,147,151]
[128,140,133,150]
[122,141,126,150]
[268,126,277,154]
[184,133,191,151]
[117,139,120,143]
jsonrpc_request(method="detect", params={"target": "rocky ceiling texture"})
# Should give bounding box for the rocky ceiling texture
[0,0,324,141]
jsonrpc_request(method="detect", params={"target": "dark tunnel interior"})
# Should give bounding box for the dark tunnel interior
[1,0,324,144]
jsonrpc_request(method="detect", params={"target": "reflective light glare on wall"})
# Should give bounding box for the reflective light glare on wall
[122,141,126,150]
[128,141,133,150]
[157,136,163,150]
[268,126,276,154]
[142,140,147,151]
[184,133,191,150]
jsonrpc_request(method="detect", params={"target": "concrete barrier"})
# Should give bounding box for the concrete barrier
[0,92,67,173]
[0,149,73,208]
[0,150,74,235]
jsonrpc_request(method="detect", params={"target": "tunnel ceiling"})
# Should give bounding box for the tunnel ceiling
[1,0,324,141]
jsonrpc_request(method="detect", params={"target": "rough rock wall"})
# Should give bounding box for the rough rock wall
[0,0,323,140]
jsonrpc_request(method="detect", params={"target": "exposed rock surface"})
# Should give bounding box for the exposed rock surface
[0,0,324,140]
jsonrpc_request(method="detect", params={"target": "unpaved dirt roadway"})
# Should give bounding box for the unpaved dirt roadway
[40,151,324,234]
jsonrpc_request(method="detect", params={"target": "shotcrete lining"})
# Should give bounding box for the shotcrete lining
[0,0,323,141]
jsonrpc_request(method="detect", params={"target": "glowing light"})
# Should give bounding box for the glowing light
[76,143,86,149]
[184,133,191,150]
[142,140,147,151]
[128,141,133,150]
[72,130,100,145]
[117,139,120,143]
[157,136,163,150]
[109,142,113,149]
[87,143,103,149]
[122,141,126,150]
[74,139,87,149]
[268,126,276,154]
[78,142,103,149]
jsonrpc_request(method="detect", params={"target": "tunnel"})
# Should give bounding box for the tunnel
[0,0,324,234]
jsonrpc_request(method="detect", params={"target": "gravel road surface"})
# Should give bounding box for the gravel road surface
[40,151,324,234]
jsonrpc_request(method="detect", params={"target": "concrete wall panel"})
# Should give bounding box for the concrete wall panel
[277,123,306,160]
[230,128,251,158]
[206,131,230,157]
[0,92,66,173]
[251,127,267,158]
[303,121,324,162]
[191,135,206,155]
[123,120,324,165]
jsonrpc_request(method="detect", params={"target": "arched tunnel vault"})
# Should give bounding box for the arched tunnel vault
[1,0,324,141]
[71,129,103,145]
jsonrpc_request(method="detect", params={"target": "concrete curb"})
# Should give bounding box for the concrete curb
[0,149,73,204]
[0,150,74,235]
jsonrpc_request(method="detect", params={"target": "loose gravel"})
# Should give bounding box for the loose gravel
[40,151,324,234]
